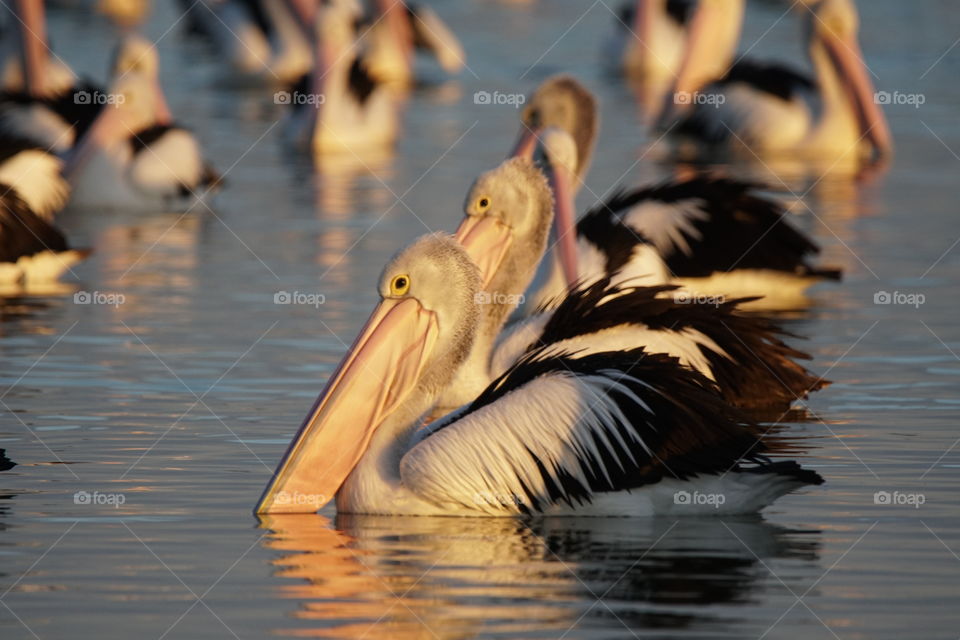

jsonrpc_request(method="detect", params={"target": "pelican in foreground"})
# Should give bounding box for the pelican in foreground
[441,157,828,415]
[63,37,221,210]
[256,233,822,516]
[661,0,892,164]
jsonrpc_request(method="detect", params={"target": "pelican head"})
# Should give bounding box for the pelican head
[804,0,892,159]
[109,35,172,125]
[512,75,597,185]
[455,157,556,307]
[256,234,481,514]
[111,34,161,78]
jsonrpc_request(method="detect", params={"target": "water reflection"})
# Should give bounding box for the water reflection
[260,514,820,638]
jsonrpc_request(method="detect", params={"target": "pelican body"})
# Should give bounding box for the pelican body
[256,234,822,517]
[663,0,892,163]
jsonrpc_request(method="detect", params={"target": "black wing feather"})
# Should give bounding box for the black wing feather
[581,176,841,279]
[0,188,70,262]
[527,278,829,410]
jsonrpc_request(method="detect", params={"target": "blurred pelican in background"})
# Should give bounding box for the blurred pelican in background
[0,1,102,151]
[660,0,892,170]
[360,0,465,87]
[281,0,399,156]
[63,36,222,210]
[606,0,744,120]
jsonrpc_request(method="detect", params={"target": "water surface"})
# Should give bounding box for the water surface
[2,1,960,638]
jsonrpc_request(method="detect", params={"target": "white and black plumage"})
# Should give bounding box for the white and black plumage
[662,0,892,163]
[494,279,829,412]
[605,0,743,118]
[255,233,823,516]
[282,1,398,155]
[0,182,89,286]
[359,0,465,86]
[183,0,313,86]
[0,133,71,221]
[511,90,842,312]
[63,36,222,210]
[445,158,828,415]
[0,2,101,151]
[527,172,843,312]
[0,80,103,152]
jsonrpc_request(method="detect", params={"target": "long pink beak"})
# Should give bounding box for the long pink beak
[632,0,656,67]
[256,297,439,514]
[509,125,539,161]
[454,215,514,288]
[14,0,49,97]
[546,161,579,288]
[822,33,893,160]
[658,0,726,124]
[62,101,123,181]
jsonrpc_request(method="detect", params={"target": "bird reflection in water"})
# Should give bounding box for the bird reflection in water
[259,514,820,638]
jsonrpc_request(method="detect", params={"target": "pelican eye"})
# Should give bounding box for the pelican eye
[477,196,491,212]
[390,274,410,296]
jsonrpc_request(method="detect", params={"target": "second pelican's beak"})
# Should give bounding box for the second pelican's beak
[454,215,513,288]
[823,32,893,160]
[256,297,439,514]
[545,160,579,288]
[509,125,539,161]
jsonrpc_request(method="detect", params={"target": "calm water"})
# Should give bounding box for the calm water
[3,1,960,638]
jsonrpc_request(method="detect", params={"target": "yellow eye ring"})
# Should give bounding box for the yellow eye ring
[390,274,410,296]
[477,196,491,212]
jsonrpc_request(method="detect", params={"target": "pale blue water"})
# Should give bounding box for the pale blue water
[2,1,960,638]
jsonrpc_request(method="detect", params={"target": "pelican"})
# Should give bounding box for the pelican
[282,0,398,155]
[186,0,313,87]
[0,1,101,152]
[606,0,743,117]
[662,0,892,163]
[0,133,71,221]
[360,0,466,87]
[0,175,89,286]
[256,232,822,516]
[63,36,221,210]
[0,1,76,95]
[511,78,842,311]
[441,156,828,415]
